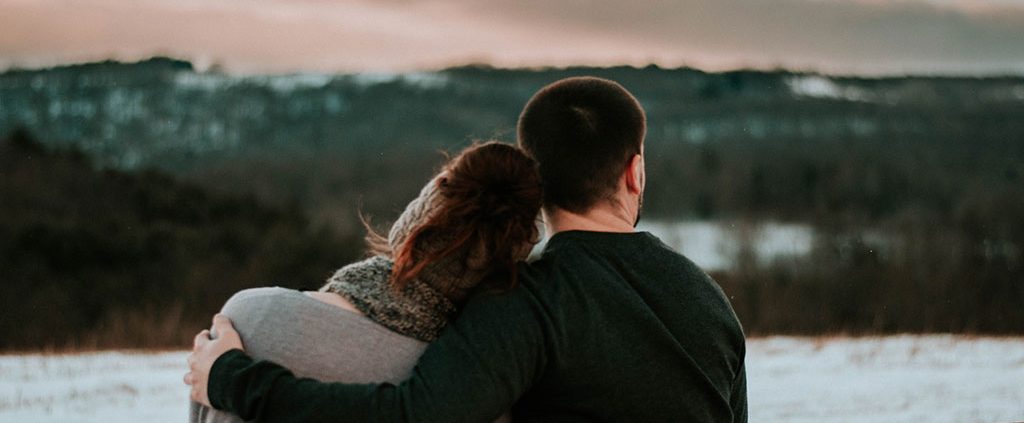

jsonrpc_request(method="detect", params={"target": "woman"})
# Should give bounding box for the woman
[189,141,541,423]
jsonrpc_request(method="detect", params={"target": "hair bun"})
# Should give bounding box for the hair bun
[475,174,528,221]
[441,141,542,223]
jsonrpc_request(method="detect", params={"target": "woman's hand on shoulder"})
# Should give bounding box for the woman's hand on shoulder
[184,314,244,407]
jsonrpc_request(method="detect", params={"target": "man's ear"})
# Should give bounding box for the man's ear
[625,154,644,195]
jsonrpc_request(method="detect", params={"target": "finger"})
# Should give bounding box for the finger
[187,353,196,369]
[193,330,210,349]
[212,314,233,333]
[211,314,238,342]
[184,371,194,386]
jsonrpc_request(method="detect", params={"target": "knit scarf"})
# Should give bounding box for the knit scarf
[319,255,456,342]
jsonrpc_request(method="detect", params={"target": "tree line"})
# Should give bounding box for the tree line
[0,129,363,350]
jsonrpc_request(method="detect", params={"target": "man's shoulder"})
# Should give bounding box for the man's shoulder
[513,253,571,295]
[521,231,706,280]
[457,260,559,321]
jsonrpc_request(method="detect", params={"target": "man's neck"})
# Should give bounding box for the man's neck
[543,205,636,236]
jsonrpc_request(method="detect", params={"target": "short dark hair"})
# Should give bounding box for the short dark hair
[517,76,646,213]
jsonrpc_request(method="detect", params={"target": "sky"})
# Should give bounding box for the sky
[1,0,1024,76]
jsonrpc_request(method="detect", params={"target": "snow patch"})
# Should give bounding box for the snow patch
[254,74,333,92]
[1013,85,1024,101]
[173,70,448,92]
[348,72,449,89]
[636,220,816,271]
[402,72,450,89]
[172,71,236,90]
[787,75,871,102]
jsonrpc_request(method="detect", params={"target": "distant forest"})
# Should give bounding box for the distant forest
[0,59,1021,349]
[0,130,359,350]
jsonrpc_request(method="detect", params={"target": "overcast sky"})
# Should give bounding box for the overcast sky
[2,0,1023,75]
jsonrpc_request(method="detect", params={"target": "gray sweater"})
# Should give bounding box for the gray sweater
[189,287,429,423]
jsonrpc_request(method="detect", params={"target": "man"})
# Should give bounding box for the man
[186,76,747,422]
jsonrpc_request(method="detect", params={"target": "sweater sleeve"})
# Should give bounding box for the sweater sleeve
[729,362,748,423]
[207,287,548,423]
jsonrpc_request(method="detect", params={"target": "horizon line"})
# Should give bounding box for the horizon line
[4,55,1024,80]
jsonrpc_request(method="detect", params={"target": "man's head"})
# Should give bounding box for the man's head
[517,76,646,217]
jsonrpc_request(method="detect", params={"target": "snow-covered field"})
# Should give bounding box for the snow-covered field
[746,336,1023,423]
[1,336,1021,423]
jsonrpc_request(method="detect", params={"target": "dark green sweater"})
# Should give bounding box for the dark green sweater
[209,230,747,422]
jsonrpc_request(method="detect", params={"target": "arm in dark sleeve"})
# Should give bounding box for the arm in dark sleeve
[208,287,549,423]
[730,362,747,423]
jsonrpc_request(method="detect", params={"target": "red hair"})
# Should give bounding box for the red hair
[384,141,542,299]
